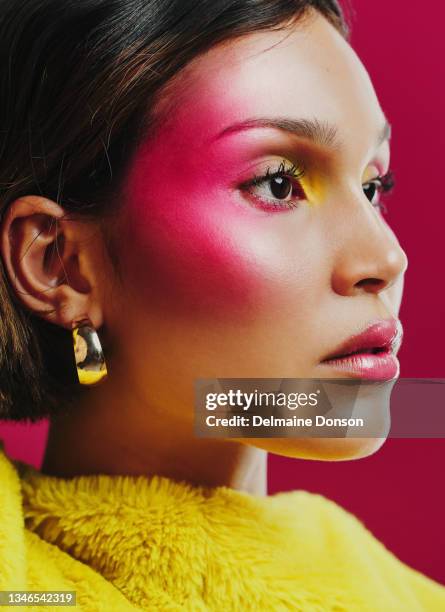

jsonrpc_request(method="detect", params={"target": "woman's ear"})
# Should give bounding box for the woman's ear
[0,195,105,329]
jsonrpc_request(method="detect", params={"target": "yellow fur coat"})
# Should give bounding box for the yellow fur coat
[0,443,444,611]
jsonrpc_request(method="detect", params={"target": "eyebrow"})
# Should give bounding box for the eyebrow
[215,116,392,150]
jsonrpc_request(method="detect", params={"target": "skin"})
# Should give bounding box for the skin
[0,10,407,496]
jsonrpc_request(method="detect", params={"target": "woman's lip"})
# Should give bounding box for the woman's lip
[319,319,403,380]
[319,352,400,380]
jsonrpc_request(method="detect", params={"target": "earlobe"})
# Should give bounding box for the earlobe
[0,195,100,329]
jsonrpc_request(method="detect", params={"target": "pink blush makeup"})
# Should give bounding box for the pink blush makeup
[117,101,298,321]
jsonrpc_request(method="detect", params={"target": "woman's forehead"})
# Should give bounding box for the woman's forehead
[154,12,386,158]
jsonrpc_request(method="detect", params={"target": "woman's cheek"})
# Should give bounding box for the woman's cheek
[119,190,273,318]
[120,178,309,320]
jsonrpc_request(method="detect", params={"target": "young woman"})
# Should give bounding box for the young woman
[0,0,443,609]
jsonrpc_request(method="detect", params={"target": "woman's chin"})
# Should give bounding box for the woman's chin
[239,437,387,461]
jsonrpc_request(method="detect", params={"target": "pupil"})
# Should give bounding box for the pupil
[271,177,292,199]
[364,183,377,203]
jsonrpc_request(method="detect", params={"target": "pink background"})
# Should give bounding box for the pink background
[1,0,444,585]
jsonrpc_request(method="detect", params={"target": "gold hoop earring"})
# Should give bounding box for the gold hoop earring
[72,318,108,385]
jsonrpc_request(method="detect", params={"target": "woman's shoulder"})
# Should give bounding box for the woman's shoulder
[0,444,138,610]
[266,488,445,607]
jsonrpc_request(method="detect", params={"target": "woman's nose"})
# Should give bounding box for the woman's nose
[330,198,408,297]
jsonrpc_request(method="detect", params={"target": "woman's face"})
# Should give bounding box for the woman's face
[104,11,407,459]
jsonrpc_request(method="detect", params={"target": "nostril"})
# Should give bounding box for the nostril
[354,278,386,292]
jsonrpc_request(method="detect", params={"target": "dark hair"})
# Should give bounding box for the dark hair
[0,0,348,421]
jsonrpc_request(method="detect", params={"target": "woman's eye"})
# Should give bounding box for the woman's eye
[253,175,305,204]
[240,161,307,211]
[362,171,395,211]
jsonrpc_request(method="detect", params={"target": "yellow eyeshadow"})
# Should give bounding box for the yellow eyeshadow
[300,173,324,205]
[362,165,380,183]
[301,164,381,206]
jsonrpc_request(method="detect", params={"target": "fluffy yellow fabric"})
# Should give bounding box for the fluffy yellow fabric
[0,443,444,611]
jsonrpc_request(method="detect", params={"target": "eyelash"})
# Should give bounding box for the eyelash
[250,160,305,185]
[239,160,396,213]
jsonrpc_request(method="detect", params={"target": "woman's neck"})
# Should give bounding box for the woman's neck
[41,382,268,496]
